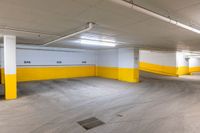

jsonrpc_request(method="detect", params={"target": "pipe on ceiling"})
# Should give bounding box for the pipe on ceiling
[43,22,95,46]
[109,0,200,34]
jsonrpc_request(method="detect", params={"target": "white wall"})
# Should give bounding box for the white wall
[189,58,200,67]
[140,50,177,66]
[97,49,118,67]
[0,45,189,70]
[97,48,139,68]
[0,45,96,67]
[16,49,96,66]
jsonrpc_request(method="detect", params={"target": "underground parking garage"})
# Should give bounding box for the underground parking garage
[1,0,200,133]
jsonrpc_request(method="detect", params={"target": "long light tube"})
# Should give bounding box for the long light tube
[80,39,116,47]
[109,0,200,34]
[43,22,95,46]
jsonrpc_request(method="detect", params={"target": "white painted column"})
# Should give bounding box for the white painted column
[118,48,139,82]
[3,35,17,100]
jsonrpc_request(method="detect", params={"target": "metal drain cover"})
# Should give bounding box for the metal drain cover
[77,117,105,130]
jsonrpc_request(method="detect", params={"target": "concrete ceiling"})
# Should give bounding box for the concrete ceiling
[0,0,200,50]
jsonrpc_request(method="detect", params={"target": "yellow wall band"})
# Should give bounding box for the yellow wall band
[139,62,178,76]
[4,74,17,100]
[140,62,191,76]
[96,66,139,83]
[1,66,139,84]
[17,66,96,82]
[189,67,200,73]
[96,66,118,80]
[1,66,96,83]
[177,66,189,76]
[0,68,4,84]
[118,68,139,83]
[0,64,198,85]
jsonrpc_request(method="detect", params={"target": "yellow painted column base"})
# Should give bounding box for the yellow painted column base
[177,66,189,76]
[118,68,139,83]
[5,74,17,100]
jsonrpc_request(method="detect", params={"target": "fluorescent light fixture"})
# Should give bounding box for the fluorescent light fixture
[81,35,116,42]
[80,39,116,47]
[176,22,200,34]
[110,0,200,34]
[79,35,117,47]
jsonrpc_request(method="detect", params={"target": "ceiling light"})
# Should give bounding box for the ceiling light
[110,0,200,34]
[176,22,200,34]
[79,35,117,47]
[80,35,116,43]
[80,39,116,47]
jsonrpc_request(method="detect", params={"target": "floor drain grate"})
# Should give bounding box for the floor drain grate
[77,117,105,130]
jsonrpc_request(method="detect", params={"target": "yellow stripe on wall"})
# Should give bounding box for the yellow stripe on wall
[140,62,190,76]
[1,66,96,83]
[5,74,17,100]
[118,68,139,83]
[1,66,139,84]
[96,66,139,83]
[139,62,178,76]
[177,66,189,76]
[0,63,192,85]
[189,67,200,73]
[1,68,4,84]
[17,66,96,82]
[96,66,118,79]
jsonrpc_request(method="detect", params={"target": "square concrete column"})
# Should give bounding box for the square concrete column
[118,48,140,83]
[3,35,17,100]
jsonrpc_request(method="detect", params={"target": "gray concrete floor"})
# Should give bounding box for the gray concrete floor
[1,73,200,133]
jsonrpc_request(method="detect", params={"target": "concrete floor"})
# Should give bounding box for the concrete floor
[1,73,200,133]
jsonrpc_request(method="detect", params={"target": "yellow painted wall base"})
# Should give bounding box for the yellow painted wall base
[1,66,139,84]
[96,66,118,80]
[0,64,197,86]
[5,74,17,100]
[139,62,178,76]
[189,67,200,73]
[1,66,96,83]
[17,66,96,82]
[0,68,4,84]
[140,62,191,76]
[118,68,139,83]
[177,66,189,76]
[96,66,139,83]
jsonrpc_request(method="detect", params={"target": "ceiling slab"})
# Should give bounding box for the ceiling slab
[0,0,200,51]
